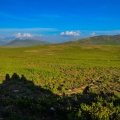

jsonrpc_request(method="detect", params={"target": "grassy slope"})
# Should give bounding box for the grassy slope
[65,35,120,45]
[0,44,120,94]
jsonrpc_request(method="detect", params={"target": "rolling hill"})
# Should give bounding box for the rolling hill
[65,35,120,45]
[4,39,50,47]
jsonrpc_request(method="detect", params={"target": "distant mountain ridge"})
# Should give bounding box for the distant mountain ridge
[65,35,120,45]
[5,39,50,47]
[1,34,120,47]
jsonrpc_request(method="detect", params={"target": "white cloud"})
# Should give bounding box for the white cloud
[90,32,96,36]
[60,31,81,37]
[16,33,22,37]
[15,33,37,38]
[23,33,33,37]
[15,33,43,39]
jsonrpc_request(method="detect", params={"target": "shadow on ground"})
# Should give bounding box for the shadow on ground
[0,73,120,120]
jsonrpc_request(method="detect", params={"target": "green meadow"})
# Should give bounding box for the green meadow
[0,44,120,94]
[0,44,120,119]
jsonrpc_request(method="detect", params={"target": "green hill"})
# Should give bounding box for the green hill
[5,39,50,47]
[65,35,120,45]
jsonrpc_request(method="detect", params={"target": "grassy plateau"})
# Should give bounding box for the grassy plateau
[0,43,120,119]
[0,44,120,91]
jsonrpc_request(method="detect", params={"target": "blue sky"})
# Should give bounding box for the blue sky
[0,0,120,42]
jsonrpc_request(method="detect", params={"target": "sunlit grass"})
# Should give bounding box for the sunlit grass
[0,44,120,93]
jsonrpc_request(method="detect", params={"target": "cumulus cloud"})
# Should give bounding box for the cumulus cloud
[15,33,22,37]
[60,31,81,37]
[23,33,33,37]
[15,33,35,38]
[13,33,44,40]
[90,32,96,36]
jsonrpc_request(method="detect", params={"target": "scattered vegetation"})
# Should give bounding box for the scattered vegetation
[0,45,120,94]
[0,43,120,119]
[0,73,120,120]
